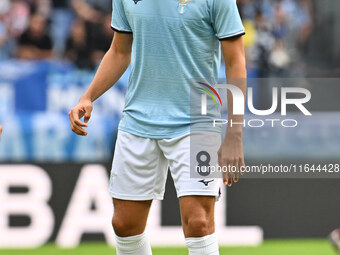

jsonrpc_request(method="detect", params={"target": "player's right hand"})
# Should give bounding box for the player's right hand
[69,99,93,136]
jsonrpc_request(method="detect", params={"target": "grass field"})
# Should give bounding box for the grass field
[0,239,336,255]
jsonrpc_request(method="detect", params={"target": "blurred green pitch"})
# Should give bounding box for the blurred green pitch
[0,239,335,255]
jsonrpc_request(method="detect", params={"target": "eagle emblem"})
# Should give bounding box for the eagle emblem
[178,0,193,14]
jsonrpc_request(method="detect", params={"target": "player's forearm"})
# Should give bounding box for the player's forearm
[81,48,131,103]
[225,62,247,136]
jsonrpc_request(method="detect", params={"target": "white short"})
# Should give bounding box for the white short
[109,130,221,201]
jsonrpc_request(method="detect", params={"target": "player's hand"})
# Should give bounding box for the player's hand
[69,98,93,136]
[218,133,245,187]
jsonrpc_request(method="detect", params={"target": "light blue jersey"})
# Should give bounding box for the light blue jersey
[112,0,245,138]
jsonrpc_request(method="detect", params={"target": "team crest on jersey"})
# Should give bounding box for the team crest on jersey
[178,0,193,14]
[133,0,142,4]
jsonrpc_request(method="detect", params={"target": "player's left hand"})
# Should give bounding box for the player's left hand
[218,133,245,187]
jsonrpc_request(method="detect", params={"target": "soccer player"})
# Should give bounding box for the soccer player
[330,229,340,254]
[69,0,246,254]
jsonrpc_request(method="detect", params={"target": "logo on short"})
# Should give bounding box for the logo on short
[133,0,142,4]
[178,0,193,14]
[198,179,214,186]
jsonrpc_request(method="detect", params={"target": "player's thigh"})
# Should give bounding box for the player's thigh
[161,132,221,198]
[110,130,168,201]
[112,198,152,237]
[179,195,216,237]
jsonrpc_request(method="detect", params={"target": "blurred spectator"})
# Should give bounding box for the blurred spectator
[71,0,112,57]
[0,0,321,76]
[17,13,53,60]
[238,0,259,20]
[2,0,30,38]
[71,0,111,24]
[50,0,73,57]
[0,15,10,59]
[272,3,286,39]
[296,0,313,49]
[27,0,51,18]
[269,40,291,76]
[64,4,113,69]
[91,14,114,65]
[0,1,11,17]
[239,0,312,77]
[65,19,93,69]
[245,9,274,77]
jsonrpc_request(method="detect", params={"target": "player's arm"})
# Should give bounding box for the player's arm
[69,32,133,136]
[218,36,247,186]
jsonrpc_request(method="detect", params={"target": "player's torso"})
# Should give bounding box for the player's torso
[122,0,218,84]
[119,0,221,138]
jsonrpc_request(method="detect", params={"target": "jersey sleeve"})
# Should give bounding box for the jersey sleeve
[111,0,132,33]
[211,0,245,40]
